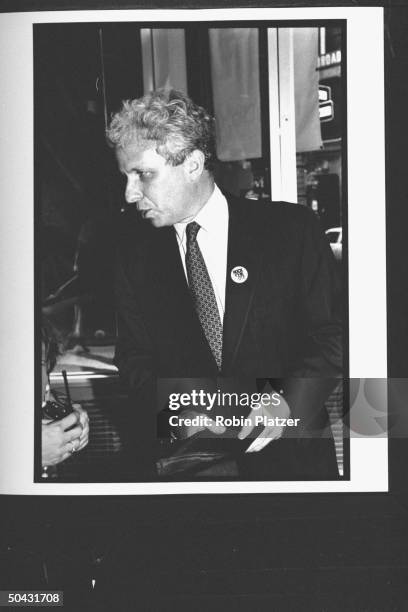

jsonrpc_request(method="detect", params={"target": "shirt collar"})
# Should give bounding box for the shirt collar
[174,184,228,242]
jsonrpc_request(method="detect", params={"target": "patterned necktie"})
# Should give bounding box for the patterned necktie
[185,221,223,370]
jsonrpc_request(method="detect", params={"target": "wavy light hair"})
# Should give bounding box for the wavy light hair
[106,89,216,170]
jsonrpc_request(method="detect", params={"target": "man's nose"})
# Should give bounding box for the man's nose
[125,175,143,203]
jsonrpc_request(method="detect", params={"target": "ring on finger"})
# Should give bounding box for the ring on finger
[69,440,77,454]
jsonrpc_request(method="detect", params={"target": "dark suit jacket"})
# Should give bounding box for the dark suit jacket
[114,194,343,479]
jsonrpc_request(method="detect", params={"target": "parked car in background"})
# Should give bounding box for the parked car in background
[325,226,342,261]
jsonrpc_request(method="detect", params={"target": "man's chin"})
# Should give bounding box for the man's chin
[148,216,164,228]
[138,209,170,227]
[143,214,170,228]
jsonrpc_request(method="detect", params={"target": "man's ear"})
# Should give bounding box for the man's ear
[184,150,205,182]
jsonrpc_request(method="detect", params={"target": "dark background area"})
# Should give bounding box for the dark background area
[0,0,392,11]
[2,2,408,610]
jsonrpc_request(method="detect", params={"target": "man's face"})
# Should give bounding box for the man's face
[116,142,197,228]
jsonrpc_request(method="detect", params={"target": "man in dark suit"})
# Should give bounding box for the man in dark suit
[107,89,342,480]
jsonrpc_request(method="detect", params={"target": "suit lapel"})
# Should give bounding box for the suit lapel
[222,197,263,373]
[151,226,187,298]
[139,196,265,375]
[146,226,218,371]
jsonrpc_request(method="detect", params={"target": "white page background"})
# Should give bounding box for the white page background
[0,7,387,494]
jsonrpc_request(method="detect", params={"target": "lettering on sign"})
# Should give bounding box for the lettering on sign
[317,50,341,69]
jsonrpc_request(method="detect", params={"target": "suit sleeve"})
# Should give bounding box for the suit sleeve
[296,207,342,376]
[281,208,343,429]
[114,247,155,393]
[114,245,158,476]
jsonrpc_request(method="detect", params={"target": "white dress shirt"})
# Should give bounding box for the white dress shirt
[174,184,229,322]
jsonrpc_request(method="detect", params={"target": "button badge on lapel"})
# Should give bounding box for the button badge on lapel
[231,266,248,284]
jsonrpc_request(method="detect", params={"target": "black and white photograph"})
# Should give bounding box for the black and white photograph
[3,3,407,609]
[35,19,347,485]
[0,6,387,495]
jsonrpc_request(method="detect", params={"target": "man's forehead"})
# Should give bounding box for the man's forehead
[116,141,162,167]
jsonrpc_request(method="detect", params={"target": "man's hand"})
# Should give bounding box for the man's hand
[73,403,89,452]
[238,392,291,453]
[42,405,89,466]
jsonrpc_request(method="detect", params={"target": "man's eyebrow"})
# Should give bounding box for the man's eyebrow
[128,165,154,173]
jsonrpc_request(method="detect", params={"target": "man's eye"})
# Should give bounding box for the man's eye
[140,171,153,179]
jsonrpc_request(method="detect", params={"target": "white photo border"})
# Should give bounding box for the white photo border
[0,7,387,494]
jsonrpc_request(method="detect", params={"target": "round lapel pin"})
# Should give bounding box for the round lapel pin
[231,266,248,284]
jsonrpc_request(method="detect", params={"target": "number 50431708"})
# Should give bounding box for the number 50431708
[0,591,63,606]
